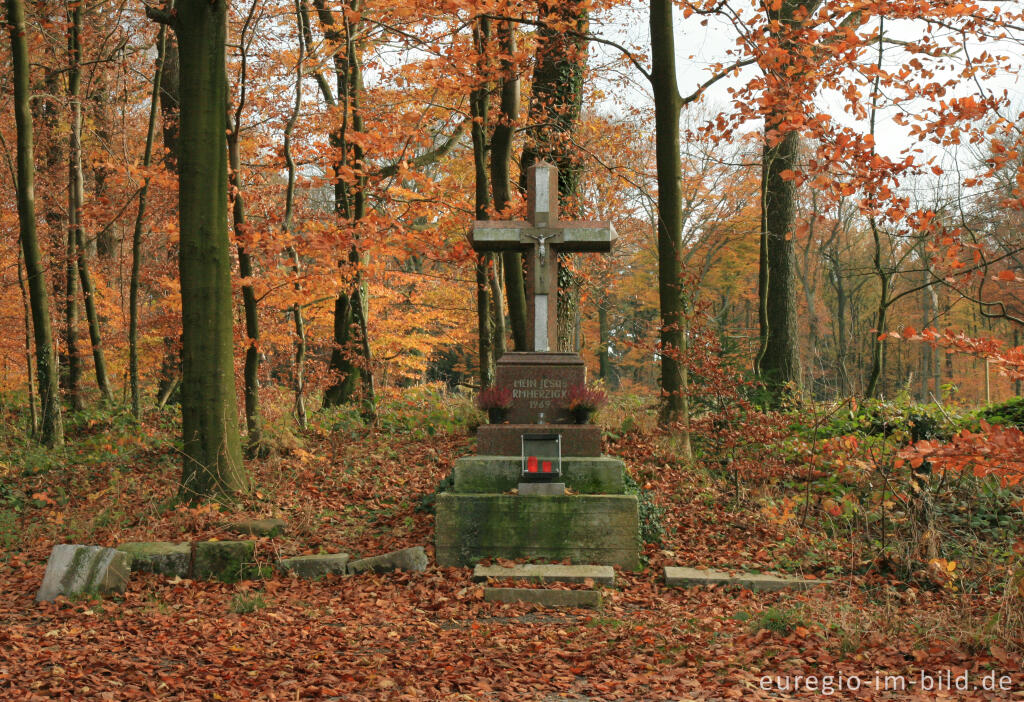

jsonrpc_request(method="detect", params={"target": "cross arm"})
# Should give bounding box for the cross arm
[471,220,532,252]
[552,222,617,253]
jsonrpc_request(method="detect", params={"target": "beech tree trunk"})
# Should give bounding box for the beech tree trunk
[161,0,246,499]
[650,0,691,456]
[8,0,64,446]
[756,126,800,402]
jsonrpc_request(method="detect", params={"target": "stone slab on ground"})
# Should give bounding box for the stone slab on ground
[483,587,601,608]
[278,553,350,579]
[454,456,625,494]
[476,424,602,457]
[193,540,257,582]
[664,566,832,592]
[225,518,287,537]
[518,482,565,496]
[473,564,615,587]
[347,546,427,575]
[436,493,639,570]
[116,542,190,577]
[36,545,131,602]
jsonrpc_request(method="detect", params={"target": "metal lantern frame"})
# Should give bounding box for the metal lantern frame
[521,433,562,482]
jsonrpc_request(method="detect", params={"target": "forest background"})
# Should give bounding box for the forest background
[2,0,1024,693]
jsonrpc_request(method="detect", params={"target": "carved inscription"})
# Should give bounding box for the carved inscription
[512,377,568,409]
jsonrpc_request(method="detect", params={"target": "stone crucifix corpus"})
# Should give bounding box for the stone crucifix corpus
[471,161,617,352]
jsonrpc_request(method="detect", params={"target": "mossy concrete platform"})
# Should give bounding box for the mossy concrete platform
[453,456,626,494]
[435,493,639,570]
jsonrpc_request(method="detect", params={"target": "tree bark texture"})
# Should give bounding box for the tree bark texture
[650,0,691,450]
[170,0,245,500]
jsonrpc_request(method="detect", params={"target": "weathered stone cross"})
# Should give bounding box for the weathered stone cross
[472,161,616,352]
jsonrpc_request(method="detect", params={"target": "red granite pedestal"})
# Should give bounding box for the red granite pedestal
[476,423,601,457]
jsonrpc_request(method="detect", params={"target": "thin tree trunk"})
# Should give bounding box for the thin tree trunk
[8,0,63,445]
[489,256,506,359]
[130,24,167,418]
[66,4,85,410]
[650,0,691,459]
[153,0,245,500]
[598,303,610,382]
[285,0,307,429]
[471,16,494,387]
[67,2,111,404]
[17,248,38,435]
[69,0,113,405]
[228,0,263,456]
[156,33,181,400]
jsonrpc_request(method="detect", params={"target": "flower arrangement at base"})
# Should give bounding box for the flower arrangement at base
[562,382,608,424]
[477,385,514,424]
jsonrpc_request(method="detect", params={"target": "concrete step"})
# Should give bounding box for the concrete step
[473,563,615,587]
[483,587,602,608]
[664,566,832,592]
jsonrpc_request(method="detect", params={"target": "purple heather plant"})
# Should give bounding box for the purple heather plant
[562,383,608,412]
[476,385,514,410]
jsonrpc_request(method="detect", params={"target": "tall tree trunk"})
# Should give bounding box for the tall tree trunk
[471,16,494,387]
[130,24,167,418]
[8,0,64,445]
[489,20,527,351]
[155,0,245,500]
[650,0,691,459]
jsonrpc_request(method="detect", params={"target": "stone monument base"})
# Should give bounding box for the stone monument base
[476,423,602,457]
[434,455,640,570]
[435,494,640,570]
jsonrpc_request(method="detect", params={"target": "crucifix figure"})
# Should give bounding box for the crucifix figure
[472,161,617,352]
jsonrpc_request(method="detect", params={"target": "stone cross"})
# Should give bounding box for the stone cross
[472,161,616,351]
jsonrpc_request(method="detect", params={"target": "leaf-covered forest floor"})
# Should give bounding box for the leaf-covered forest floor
[1,397,1022,700]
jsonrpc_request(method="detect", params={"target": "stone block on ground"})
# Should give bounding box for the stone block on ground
[116,542,190,577]
[664,566,832,592]
[473,564,615,587]
[36,545,131,602]
[453,456,625,494]
[346,546,428,575]
[518,482,565,496]
[483,587,601,608]
[436,493,639,570]
[193,540,258,582]
[278,553,350,579]
[225,518,287,537]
